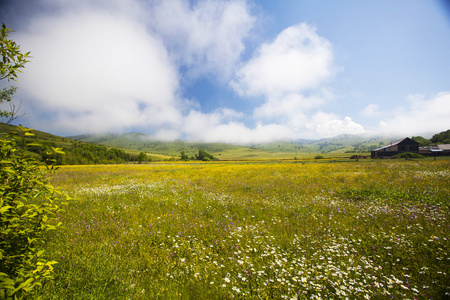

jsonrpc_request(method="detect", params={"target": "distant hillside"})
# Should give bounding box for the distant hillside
[5,124,446,162]
[70,132,401,159]
[307,134,398,154]
[0,124,150,164]
[69,132,248,158]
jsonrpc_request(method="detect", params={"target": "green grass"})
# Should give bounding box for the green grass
[32,159,450,299]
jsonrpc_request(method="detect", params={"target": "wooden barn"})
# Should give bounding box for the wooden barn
[371,137,419,158]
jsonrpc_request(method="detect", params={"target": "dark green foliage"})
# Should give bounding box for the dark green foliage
[180,151,189,161]
[195,149,215,161]
[1,124,133,165]
[412,136,432,146]
[27,140,132,165]
[137,152,147,164]
[0,23,30,82]
[0,127,70,298]
[180,149,216,161]
[61,143,132,165]
[430,129,450,144]
[314,155,325,159]
[1,23,30,126]
[393,152,424,159]
[0,24,72,298]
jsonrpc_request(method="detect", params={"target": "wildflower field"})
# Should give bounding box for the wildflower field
[40,159,449,299]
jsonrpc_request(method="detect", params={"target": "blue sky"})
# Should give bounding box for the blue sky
[1,0,449,143]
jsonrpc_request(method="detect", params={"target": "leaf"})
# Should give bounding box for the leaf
[12,277,33,294]
[0,206,12,213]
[3,168,15,175]
[36,250,44,257]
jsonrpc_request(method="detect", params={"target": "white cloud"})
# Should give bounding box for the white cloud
[230,23,334,98]
[305,112,365,139]
[148,0,255,81]
[378,92,450,136]
[361,103,380,117]
[180,108,366,143]
[253,91,331,123]
[182,109,293,144]
[16,5,182,134]
[11,0,260,138]
[227,22,359,141]
[7,1,369,142]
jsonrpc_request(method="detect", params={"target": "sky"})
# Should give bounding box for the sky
[1,0,449,143]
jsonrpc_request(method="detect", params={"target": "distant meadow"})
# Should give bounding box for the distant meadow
[38,159,449,299]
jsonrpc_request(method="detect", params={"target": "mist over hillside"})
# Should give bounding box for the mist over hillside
[3,123,447,161]
[68,131,400,158]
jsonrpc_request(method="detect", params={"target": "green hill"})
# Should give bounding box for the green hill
[0,124,145,164]
[4,124,429,162]
[230,135,397,156]
[307,134,398,154]
[69,133,249,158]
[70,132,400,160]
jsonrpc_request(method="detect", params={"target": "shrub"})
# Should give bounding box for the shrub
[196,149,215,161]
[0,128,70,298]
[314,155,325,160]
[393,152,424,159]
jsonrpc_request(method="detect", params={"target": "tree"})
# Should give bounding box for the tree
[195,149,214,161]
[0,86,24,124]
[0,23,30,82]
[180,151,189,161]
[1,23,30,124]
[430,129,450,144]
[1,24,69,298]
[412,136,432,146]
[137,152,147,164]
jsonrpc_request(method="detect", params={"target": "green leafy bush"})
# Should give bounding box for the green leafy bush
[1,24,72,298]
[195,149,215,161]
[0,128,70,298]
[393,152,424,159]
[314,155,325,159]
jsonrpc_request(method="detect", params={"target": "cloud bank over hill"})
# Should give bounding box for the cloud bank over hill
[2,0,449,142]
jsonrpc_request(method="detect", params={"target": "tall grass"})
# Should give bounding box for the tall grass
[39,160,449,299]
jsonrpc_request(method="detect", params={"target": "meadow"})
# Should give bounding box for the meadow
[38,159,449,299]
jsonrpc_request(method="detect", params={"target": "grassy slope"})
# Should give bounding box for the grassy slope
[71,133,399,160]
[0,123,76,148]
[0,124,174,161]
[2,124,403,160]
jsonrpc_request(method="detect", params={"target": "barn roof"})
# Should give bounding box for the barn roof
[437,144,450,151]
[419,144,450,151]
[372,137,409,152]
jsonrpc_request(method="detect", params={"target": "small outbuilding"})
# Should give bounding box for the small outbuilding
[419,144,450,156]
[371,137,419,158]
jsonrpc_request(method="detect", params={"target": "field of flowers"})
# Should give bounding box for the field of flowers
[39,160,449,299]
